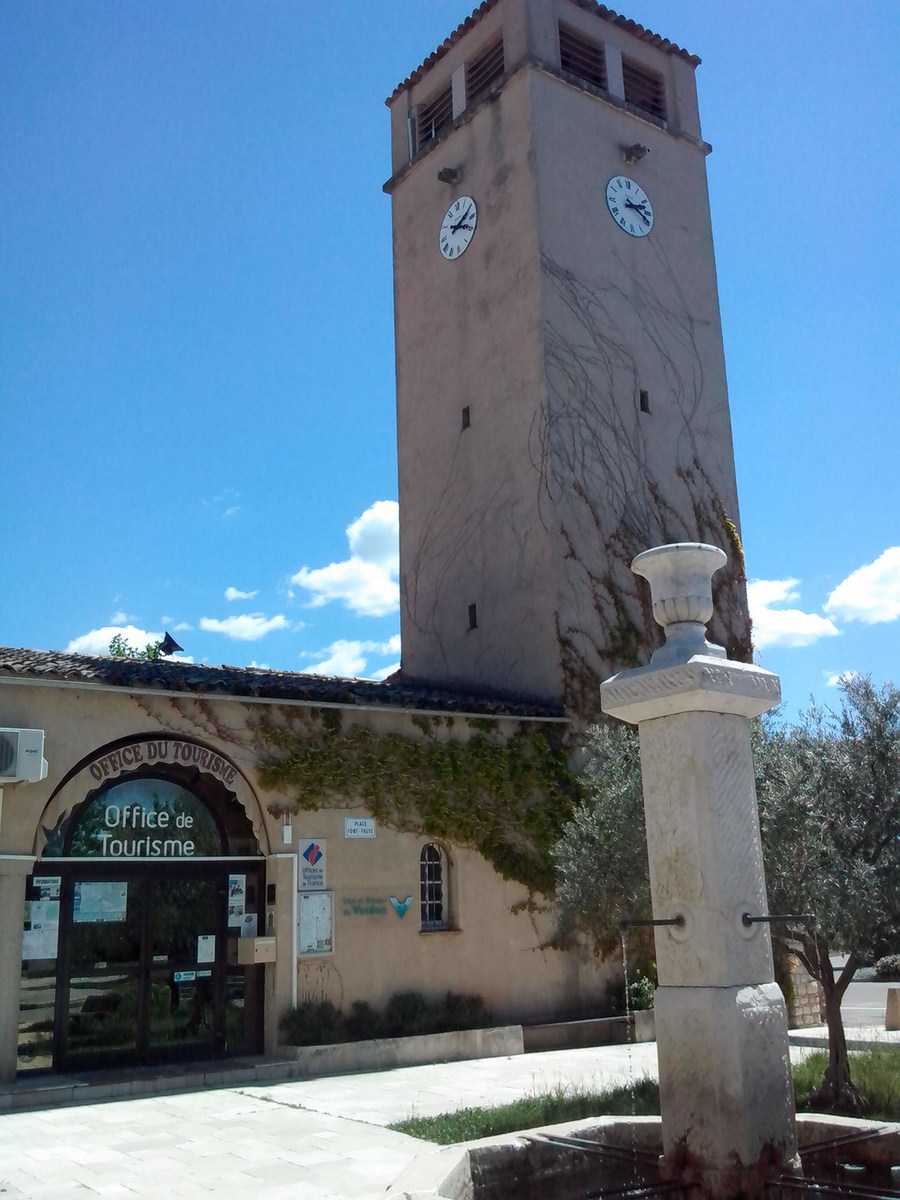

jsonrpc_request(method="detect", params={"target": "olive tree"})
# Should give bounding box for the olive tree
[755,675,900,1111]
[553,676,900,1113]
[552,721,648,957]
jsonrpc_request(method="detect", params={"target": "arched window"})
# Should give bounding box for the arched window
[419,843,450,931]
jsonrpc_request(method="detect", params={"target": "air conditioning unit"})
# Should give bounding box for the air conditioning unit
[0,728,48,783]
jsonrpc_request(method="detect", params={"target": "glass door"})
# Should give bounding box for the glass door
[146,875,223,1061]
[54,861,264,1072]
[62,875,145,1067]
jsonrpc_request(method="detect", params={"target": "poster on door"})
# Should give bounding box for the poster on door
[73,881,128,924]
[22,877,62,960]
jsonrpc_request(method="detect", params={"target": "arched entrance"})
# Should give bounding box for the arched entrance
[20,738,268,1074]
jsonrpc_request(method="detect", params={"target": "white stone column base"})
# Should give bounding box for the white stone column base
[655,982,799,1192]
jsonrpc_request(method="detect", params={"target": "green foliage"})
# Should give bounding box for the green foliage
[278,990,492,1047]
[345,1000,383,1041]
[389,1078,661,1143]
[108,633,163,661]
[552,721,648,954]
[873,954,900,980]
[554,677,900,1110]
[603,969,655,1016]
[755,676,900,966]
[258,714,577,895]
[278,1000,345,1046]
[383,991,431,1037]
[628,972,655,1012]
[792,1049,900,1121]
[388,1049,900,1144]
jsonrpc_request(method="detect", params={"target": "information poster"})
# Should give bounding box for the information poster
[298,891,334,956]
[73,881,128,924]
[196,934,216,963]
[227,874,246,927]
[22,876,62,960]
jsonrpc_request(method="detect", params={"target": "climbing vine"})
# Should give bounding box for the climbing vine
[257,709,579,896]
[536,250,753,714]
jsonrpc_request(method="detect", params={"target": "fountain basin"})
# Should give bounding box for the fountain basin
[386,1114,900,1199]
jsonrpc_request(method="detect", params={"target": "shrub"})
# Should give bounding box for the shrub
[383,991,432,1037]
[345,1000,383,1041]
[873,954,900,980]
[628,972,655,1012]
[278,989,491,1046]
[437,991,491,1032]
[277,999,344,1046]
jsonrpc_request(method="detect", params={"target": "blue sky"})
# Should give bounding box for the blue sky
[2,2,898,720]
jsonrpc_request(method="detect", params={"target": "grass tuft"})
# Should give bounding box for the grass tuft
[389,1077,660,1144]
[390,1049,900,1144]
[792,1047,900,1121]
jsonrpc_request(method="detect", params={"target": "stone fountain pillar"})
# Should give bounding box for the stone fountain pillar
[601,543,798,1198]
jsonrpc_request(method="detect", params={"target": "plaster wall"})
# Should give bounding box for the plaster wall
[1,679,609,1073]
[392,65,563,703]
[390,1,748,712]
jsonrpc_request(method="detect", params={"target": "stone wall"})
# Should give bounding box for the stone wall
[785,954,825,1028]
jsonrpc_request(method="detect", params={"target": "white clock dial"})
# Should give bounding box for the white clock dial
[605,176,653,237]
[439,195,478,259]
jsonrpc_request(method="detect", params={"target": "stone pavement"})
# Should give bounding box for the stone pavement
[0,1044,657,1200]
[1,1033,897,1200]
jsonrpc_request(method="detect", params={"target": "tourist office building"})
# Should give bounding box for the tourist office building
[0,649,596,1080]
[3,0,750,1080]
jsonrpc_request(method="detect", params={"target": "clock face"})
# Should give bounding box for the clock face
[605,176,653,237]
[439,196,478,260]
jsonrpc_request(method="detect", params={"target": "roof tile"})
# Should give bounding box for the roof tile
[0,647,564,720]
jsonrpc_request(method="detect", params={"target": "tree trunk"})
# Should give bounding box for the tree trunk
[803,943,866,1114]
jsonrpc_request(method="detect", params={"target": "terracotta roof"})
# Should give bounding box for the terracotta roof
[0,647,565,720]
[387,0,699,104]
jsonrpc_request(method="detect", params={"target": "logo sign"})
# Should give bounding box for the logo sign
[390,895,413,919]
[344,817,376,839]
[300,839,326,890]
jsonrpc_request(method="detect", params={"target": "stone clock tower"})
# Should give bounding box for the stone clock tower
[386,0,750,716]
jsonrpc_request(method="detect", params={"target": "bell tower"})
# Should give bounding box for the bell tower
[386,0,750,716]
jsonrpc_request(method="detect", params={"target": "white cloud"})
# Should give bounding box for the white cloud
[225,586,259,602]
[291,500,399,618]
[68,624,162,656]
[370,660,401,682]
[109,609,130,625]
[747,578,840,649]
[301,635,400,679]
[66,624,192,662]
[824,670,858,688]
[824,547,900,625]
[173,621,193,632]
[199,613,289,641]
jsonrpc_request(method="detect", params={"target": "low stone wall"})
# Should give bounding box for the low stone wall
[523,1010,655,1053]
[785,955,825,1028]
[275,1024,523,1076]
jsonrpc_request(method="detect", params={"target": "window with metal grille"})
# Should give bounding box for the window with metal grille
[558,24,607,90]
[420,843,449,930]
[466,35,504,103]
[622,58,666,120]
[417,83,454,149]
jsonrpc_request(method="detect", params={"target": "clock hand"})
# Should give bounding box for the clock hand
[624,199,650,224]
[451,207,474,232]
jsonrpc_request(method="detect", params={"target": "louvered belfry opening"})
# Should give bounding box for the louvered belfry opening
[622,57,666,120]
[558,23,608,90]
[466,35,505,103]
[417,83,453,149]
